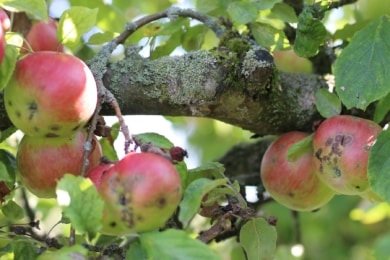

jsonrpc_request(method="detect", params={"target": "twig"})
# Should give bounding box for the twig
[328,0,358,9]
[116,7,224,45]
[291,210,301,244]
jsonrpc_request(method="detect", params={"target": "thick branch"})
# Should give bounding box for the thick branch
[0,46,327,135]
[99,46,326,135]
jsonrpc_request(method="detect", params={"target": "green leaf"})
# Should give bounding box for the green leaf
[268,3,298,23]
[87,31,118,45]
[335,16,390,110]
[227,2,258,25]
[37,245,88,260]
[373,92,390,123]
[0,149,16,188]
[182,25,208,51]
[133,132,174,149]
[12,239,40,260]
[126,239,148,260]
[56,174,104,239]
[186,161,225,185]
[368,129,390,202]
[250,23,286,49]
[286,134,313,162]
[140,229,221,260]
[294,7,327,57]
[179,178,227,226]
[373,232,390,260]
[1,200,24,220]
[315,88,342,118]
[0,0,47,20]
[240,218,277,260]
[0,45,18,91]
[58,7,98,49]
[253,0,282,10]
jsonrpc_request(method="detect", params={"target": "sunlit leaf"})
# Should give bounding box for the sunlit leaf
[2,200,24,220]
[87,31,118,45]
[133,132,174,149]
[0,45,18,91]
[240,218,277,260]
[179,178,227,226]
[140,229,220,260]
[250,22,286,49]
[37,245,88,260]
[186,161,225,184]
[56,174,104,239]
[335,16,390,109]
[58,7,98,48]
[315,88,342,118]
[0,0,47,20]
[12,239,40,260]
[373,92,390,123]
[368,129,390,202]
[227,2,258,25]
[268,3,298,23]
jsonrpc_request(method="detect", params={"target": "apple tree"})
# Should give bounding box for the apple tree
[0,0,390,259]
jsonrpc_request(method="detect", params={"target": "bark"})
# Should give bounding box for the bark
[0,44,327,136]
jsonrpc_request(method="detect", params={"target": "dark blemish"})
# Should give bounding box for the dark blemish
[28,102,38,121]
[45,133,60,138]
[333,157,338,164]
[15,111,21,118]
[355,186,360,190]
[287,192,294,198]
[137,215,144,221]
[331,143,342,156]
[315,149,322,160]
[335,135,342,143]
[333,167,341,178]
[7,100,12,106]
[50,125,60,131]
[109,221,117,227]
[33,127,39,132]
[325,138,333,146]
[340,135,353,146]
[158,197,166,208]
[119,194,126,205]
[71,124,80,131]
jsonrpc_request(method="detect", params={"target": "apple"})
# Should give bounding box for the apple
[0,181,11,203]
[4,51,97,137]
[0,9,10,31]
[23,18,64,53]
[86,163,115,189]
[96,152,182,235]
[260,131,335,211]
[272,49,312,73]
[17,130,102,198]
[313,115,382,195]
[0,9,8,66]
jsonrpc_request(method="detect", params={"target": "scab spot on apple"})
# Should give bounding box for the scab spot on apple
[71,124,81,132]
[7,100,12,106]
[50,124,61,131]
[157,197,166,208]
[333,167,341,178]
[27,101,38,120]
[45,132,60,138]
[109,221,117,228]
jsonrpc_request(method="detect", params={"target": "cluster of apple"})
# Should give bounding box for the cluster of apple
[260,115,383,211]
[2,14,182,235]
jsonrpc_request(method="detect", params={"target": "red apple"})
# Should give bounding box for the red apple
[86,163,115,189]
[0,25,4,65]
[17,130,102,198]
[23,18,64,53]
[96,152,182,235]
[313,115,382,195]
[0,9,10,31]
[4,51,97,137]
[261,131,335,211]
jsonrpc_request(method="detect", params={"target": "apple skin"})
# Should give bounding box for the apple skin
[4,51,97,137]
[24,18,64,52]
[17,130,102,198]
[313,115,382,195]
[260,131,335,211]
[0,9,10,31]
[0,24,4,65]
[96,152,182,236]
[86,163,115,189]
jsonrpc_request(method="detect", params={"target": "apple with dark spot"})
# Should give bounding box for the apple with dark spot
[96,152,182,235]
[4,51,97,137]
[86,163,115,189]
[313,115,382,195]
[17,130,102,198]
[261,131,335,211]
